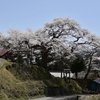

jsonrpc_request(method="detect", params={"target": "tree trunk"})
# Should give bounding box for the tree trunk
[41,51,48,68]
[84,54,93,79]
[61,66,63,78]
[41,53,48,68]
[60,60,64,79]
[32,44,51,68]
[75,72,78,79]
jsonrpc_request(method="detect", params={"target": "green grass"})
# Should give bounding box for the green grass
[0,58,82,100]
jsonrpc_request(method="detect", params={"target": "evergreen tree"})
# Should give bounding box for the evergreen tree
[70,55,86,79]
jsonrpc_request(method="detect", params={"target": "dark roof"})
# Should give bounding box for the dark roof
[0,48,9,56]
[93,79,100,84]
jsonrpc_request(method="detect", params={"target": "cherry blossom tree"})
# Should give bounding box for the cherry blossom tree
[28,17,91,69]
[1,17,99,78]
[0,32,8,48]
[75,34,100,79]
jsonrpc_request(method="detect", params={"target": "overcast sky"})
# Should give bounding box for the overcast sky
[0,0,100,36]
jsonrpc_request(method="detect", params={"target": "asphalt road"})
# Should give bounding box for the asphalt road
[0,60,3,67]
[29,95,78,100]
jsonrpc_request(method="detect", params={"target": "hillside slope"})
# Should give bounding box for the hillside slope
[0,58,82,100]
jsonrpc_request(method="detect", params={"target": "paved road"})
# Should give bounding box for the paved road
[29,95,92,100]
[0,60,3,67]
[29,95,78,100]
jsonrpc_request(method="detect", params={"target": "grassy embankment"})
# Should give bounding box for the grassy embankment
[0,58,82,100]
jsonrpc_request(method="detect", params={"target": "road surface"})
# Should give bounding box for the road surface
[29,95,78,100]
[0,60,3,67]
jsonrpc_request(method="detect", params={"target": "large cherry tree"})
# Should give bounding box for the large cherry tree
[28,18,91,69]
